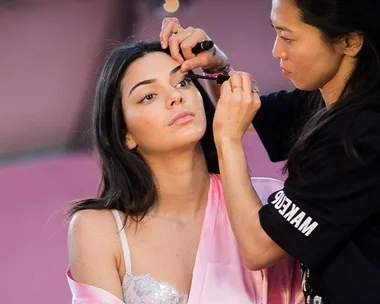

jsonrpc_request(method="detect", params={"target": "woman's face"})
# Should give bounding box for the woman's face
[121,52,207,155]
[271,0,346,91]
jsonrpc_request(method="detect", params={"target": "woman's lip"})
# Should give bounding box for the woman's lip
[168,110,195,126]
[171,115,195,125]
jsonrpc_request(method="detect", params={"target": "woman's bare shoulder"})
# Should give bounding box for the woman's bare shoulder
[68,209,124,299]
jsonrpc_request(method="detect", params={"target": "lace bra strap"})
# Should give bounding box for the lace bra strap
[111,210,132,275]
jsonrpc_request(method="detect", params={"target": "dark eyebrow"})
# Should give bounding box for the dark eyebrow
[170,65,181,75]
[128,79,155,97]
[128,65,182,96]
[269,18,293,33]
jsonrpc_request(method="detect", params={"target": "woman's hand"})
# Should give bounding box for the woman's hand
[159,17,229,72]
[213,72,261,146]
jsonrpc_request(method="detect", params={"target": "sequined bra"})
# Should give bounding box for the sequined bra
[111,210,189,304]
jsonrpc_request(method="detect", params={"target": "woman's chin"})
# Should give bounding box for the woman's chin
[171,133,205,151]
[175,125,205,140]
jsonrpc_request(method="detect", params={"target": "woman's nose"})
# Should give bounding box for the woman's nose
[167,90,183,108]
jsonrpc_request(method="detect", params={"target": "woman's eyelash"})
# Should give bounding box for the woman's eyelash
[139,93,156,103]
[184,75,193,82]
[138,77,192,103]
[180,76,193,86]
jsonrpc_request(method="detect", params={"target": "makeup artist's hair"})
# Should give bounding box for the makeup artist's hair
[68,40,218,220]
[285,0,380,175]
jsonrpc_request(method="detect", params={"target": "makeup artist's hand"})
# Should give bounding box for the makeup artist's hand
[159,17,229,72]
[213,72,261,146]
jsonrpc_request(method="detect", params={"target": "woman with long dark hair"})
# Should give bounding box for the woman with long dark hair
[66,41,302,304]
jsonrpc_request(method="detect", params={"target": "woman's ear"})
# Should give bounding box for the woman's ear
[125,133,137,150]
[343,32,364,57]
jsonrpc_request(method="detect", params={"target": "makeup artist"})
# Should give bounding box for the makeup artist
[159,0,380,303]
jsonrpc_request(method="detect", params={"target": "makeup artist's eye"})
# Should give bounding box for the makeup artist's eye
[139,93,157,103]
[176,76,193,88]
[281,36,291,44]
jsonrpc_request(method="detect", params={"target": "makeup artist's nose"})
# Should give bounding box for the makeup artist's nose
[167,90,184,108]
[272,36,288,60]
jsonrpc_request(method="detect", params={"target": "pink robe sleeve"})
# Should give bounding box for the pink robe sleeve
[66,269,125,304]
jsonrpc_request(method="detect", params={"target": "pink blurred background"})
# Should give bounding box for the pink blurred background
[0,0,293,303]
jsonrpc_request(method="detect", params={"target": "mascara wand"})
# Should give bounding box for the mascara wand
[186,73,260,93]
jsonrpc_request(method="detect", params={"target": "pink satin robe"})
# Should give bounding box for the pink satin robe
[67,174,304,303]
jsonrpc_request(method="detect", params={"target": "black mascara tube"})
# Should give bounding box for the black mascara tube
[191,40,214,54]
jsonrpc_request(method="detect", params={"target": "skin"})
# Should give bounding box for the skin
[270,0,361,105]
[68,52,212,300]
[159,0,363,270]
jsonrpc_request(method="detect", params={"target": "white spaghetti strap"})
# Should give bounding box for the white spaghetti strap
[111,210,132,275]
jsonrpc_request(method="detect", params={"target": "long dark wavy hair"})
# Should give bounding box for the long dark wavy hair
[285,0,380,175]
[68,41,218,220]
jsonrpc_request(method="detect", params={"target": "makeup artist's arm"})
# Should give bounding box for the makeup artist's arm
[213,71,287,270]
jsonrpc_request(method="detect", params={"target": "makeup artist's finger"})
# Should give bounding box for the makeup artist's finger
[228,72,244,96]
[241,72,253,100]
[180,28,208,59]
[181,57,207,72]
[168,35,185,63]
[251,79,261,110]
[251,79,260,94]
[181,58,196,72]
[177,28,197,60]
[239,72,261,112]
[219,79,232,101]
[160,17,181,48]
[167,28,197,64]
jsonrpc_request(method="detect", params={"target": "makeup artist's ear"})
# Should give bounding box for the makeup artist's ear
[125,133,137,150]
[338,31,363,57]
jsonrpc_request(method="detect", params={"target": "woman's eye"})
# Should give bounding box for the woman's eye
[139,93,156,103]
[176,77,192,88]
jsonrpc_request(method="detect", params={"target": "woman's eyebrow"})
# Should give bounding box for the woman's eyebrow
[170,65,181,75]
[128,79,155,96]
[128,65,182,96]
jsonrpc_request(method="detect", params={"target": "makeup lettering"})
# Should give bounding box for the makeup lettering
[270,190,319,236]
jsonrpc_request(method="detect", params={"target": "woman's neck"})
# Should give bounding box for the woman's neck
[144,145,211,219]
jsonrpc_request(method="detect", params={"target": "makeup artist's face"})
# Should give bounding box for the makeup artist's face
[270,0,345,90]
[121,52,207,154]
